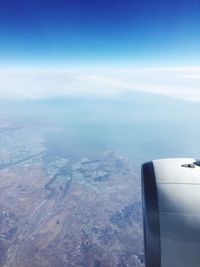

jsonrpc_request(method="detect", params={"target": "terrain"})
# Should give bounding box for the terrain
[0,121,144,267]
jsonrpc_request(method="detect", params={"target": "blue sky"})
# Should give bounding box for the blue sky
[0,0,200,67]
[0,0,200,102]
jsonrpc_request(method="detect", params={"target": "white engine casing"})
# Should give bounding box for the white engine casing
[142,158,200,267]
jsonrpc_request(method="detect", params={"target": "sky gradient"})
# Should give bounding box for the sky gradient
[0,0,200,67]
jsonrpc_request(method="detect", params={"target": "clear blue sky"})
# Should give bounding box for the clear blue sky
[0,0,199,67]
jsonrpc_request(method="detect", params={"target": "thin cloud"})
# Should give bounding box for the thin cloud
[0,67,200,102]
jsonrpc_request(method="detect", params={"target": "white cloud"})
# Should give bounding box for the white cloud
[0,67,200,102]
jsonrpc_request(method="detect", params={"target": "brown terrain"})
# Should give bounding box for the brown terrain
[0,123,144,267]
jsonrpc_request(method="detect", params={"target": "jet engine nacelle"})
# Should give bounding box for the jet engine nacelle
[142,158,200,267]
